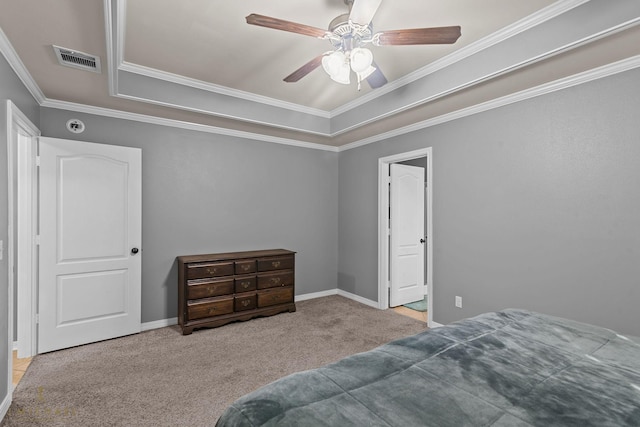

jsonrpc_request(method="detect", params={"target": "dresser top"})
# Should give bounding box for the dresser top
[177,249,295,264]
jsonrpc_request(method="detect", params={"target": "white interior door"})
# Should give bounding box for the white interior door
[38,137,142,353]
[389,163,425,307]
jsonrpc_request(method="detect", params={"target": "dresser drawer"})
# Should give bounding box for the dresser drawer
[187,297,234,320]
[187,261,234,280]
[187,278,234,300]
[257,270,294,289]
[235,260,257,275]
[234,293,257,312]
[257,256,294,272]
[235,275,256,293]
[258,287,294,308]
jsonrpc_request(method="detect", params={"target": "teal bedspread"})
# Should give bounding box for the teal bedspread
[216,309,640,426]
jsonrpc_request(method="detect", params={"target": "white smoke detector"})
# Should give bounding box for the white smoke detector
[66,119,86,134]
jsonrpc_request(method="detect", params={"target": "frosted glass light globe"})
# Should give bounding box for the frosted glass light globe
[322,51,346,78]
[332,62,351,85]
[350,48,373,74]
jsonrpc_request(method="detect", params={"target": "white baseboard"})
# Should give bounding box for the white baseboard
[336,289,380,309]
[12,293,387,341]
[295,289,379,309]
[295,289,338,301]
[0,391,12,422]
[429,321,444,328]
[139,289,382,332]
[141,317,177,332]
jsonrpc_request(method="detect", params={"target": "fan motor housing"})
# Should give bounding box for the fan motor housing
[328,13,373,48]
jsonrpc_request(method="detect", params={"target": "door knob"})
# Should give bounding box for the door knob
[131,247,139,255]
[419,239,426,244]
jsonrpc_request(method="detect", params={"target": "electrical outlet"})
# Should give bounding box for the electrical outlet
[455,296,462,308]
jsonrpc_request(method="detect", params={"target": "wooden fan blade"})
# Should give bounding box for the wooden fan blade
[246,14,327,38]
[284,54,325,83]
[366,63,387,88]
[377,26,461,45]
[349,0,383,26]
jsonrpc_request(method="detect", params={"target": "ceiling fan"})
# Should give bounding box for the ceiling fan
[246,0,461,90]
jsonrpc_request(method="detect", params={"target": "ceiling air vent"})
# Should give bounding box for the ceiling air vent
[53,45,101,73]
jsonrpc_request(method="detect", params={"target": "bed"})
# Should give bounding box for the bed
[216,309,640,426]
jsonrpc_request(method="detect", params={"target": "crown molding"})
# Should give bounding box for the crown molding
[28,54,640,155]
[338,55,640,152]
[0,25,45,104]
[118,61,331,119]
[34,50,640,155]
[112,87,332,137]
[329,0,590,117]
[330,13,640,138]
[115,0,126,67]
[40,98,339,152]
[113,0,329,119]
[104,0,118,96]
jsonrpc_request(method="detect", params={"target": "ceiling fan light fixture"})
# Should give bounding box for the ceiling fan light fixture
[350,47,373,73]
[331,62,351,85]
[247,1,462,90]
[322,51,351,84]
[322,51,346,77]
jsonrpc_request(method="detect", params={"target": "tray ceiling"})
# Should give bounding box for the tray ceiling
[1,0,639,148]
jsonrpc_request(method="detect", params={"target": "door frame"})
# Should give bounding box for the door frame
[389,163,425,307]
[16,121,39,360]
[5,100,40,398]
[377,147,434,326]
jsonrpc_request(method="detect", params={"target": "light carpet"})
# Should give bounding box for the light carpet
[1,295,426,426]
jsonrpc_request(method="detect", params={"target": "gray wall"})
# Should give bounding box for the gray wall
[39,109,339,324]
[338,68,640,336]
[0,53,40,409]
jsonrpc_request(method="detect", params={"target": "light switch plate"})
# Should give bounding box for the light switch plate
[455,295,462,308]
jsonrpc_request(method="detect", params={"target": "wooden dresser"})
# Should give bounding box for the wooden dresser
[177,249,296,335]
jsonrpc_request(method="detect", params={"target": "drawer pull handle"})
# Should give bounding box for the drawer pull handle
[206,267,217,275]
[241,265,251,271]
[271,277,281,285]
[271,295,279,302]
[207,307,216,315]
[207,286,214,293]
[241,300,251,307]
[242,282,250,289]
[272,261,281,268]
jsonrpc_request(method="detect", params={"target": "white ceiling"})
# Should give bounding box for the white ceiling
[1,0,639,147]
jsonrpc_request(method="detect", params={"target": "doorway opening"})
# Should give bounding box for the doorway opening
[377,148,435,327]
